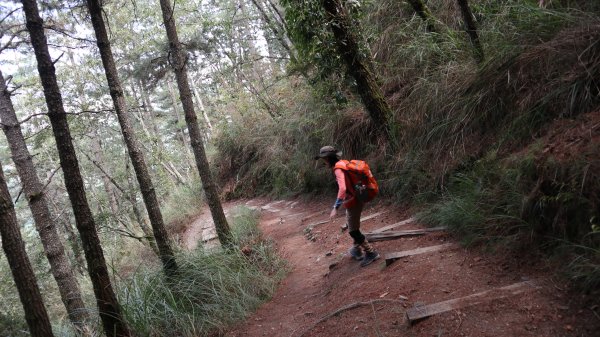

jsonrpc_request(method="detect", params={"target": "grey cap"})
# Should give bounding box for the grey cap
[314,145,342,160]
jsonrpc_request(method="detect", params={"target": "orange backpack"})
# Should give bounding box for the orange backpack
[334,160,379,205]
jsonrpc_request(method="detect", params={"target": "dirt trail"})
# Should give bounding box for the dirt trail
[188,198,599,337]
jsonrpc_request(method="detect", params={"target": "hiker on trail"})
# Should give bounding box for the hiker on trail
[315,146,380,267]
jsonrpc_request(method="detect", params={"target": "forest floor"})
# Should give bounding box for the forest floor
[182,197,599,337]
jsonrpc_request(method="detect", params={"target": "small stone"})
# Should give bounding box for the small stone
[325,251,333,256]
[399,295,408,300]
[565,325,573,331]
[353,326,359,331]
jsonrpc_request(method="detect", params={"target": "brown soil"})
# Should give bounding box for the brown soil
[181,197,600,337]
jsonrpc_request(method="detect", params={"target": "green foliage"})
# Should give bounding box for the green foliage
[281,0,370,87]
[162,176,205,233]
[281,0,339,76]
[566,245,600,292]
[418,152,532,247]
[114,207,286,336]
[0,263,27,336]
[212,77,365,198]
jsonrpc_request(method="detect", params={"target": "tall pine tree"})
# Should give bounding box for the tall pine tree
[85,0,178,276]
[20,0,130,336]
[159,0,232,246]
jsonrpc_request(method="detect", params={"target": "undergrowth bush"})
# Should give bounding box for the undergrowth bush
[116,207,286,336]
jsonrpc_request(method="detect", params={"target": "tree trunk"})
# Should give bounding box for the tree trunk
[322,0,393,142]
[86,0,178,276]
[129,82,157,141]
[0,70,89,330]
[138,79,161,137]
[167,80,188,146]
[456,0,483,63]
[92,135,120,218]
[61,216,87,275]
[125,159,160,255]
[0,162,55,337]
[159,0,232,246]
[21,1,130,336]
[43,179,87,275]
[407,0,437,33]
[167,79,195,172]
[190,78,213,139]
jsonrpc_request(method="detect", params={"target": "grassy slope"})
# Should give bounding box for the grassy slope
[214,0,599,290]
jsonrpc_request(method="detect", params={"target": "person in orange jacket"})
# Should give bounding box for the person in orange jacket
[315,146,380,266]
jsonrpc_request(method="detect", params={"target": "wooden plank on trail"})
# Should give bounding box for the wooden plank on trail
[384,243,455,266]
[366,227,447,242]
[371,217,416,233]
[360,211,387,222]
[282,211,306,219]
[301,211,325,222]
[306,220,329,229]
[305,210,386,229]
[406,281,536,324]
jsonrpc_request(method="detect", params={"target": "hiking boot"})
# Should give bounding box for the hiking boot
[348,246,363,260]
[360,251,380,267]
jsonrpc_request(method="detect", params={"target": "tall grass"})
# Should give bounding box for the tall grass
[417,152,534,247]
[115,206,286,336]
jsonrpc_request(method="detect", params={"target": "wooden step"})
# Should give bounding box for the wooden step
[371,217,416,233]
[366,227,446,242]
[406,281,537,324]
[384,243,455,266]
[360,211,387,222]
[306,211,387,230]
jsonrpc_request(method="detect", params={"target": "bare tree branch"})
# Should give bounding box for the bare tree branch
[43,24,96,44]
[77,148,127,195]
[9,109,114,126]
[0,29,27,53]
[0,8,20,26]
[51,51,64,65]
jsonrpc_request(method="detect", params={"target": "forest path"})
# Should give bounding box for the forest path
[188,198,598,337]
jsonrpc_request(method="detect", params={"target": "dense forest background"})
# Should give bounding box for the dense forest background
[0,0,598,336]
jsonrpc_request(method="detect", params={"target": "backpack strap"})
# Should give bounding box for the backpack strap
[333,160,349,171]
